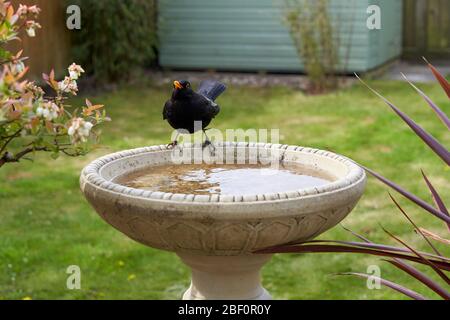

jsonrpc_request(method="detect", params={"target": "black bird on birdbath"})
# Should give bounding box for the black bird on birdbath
[163,80,226,148]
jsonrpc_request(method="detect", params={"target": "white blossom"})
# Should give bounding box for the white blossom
[26,27,35,37]
[68,118,94,143]
[36,102,59,121]
[25,21,41,37]
[68,63,85,80]
[58,76,78,95]
[12,61,25,75]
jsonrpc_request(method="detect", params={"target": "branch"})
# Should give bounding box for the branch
[0,127,23,155]
[0,146,49,168]
[0,59,13,66]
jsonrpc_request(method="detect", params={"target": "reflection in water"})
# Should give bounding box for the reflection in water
[115,163,335,196]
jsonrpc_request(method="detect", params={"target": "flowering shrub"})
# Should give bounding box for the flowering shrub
[0,1,109,168]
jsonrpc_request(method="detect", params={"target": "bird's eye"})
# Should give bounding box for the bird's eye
[186,83,190,88]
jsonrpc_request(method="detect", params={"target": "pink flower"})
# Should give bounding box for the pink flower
[16,4,40,18]
[16,4,28,17]
[27,5,41,16]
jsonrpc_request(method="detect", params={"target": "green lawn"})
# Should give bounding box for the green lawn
[0,79,448,300]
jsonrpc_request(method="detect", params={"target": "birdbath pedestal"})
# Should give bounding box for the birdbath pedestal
[178,254,272,300]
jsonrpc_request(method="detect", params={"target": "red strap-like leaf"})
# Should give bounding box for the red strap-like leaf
[421,170,450,232]
[424,57,450,99]
[419,228,450,245]
[356,74,450,165]
[364,166,450,224]
[389,193,442,256]
[341,225,372,243]
[256,244,450,271]
[382,227,450,285]
[387,259,450,300]
[339,273,427,300]
[281,239,449,261]
[402,73,450,130]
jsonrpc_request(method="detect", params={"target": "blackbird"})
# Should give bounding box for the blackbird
[163,80,226,148]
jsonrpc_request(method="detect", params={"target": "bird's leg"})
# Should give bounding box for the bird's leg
[202,130,211,148]
[167,133,179,149]
[202,130,214,151]
[167,141,178,148]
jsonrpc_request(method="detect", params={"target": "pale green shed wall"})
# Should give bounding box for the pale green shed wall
[368,0,403,69]
[158,0,402,72]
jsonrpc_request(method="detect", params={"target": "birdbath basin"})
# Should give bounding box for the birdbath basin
[80,142,366,300]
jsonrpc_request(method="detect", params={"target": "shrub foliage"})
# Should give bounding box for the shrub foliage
[70,0,157,84]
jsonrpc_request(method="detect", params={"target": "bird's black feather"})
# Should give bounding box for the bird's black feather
[163,80,225,134]
[197,80,227,101]
[162,100,171,120]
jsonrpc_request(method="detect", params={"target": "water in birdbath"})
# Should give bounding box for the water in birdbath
[114,163,335,196]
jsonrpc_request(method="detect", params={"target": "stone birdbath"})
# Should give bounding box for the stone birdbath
[80,142,366,300]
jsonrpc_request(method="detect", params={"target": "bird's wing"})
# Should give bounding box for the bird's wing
[199,96,220,118]
[163,100,172,120]
[197,80,226,101]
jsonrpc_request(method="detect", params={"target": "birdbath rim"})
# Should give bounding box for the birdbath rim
[80,141,365,207]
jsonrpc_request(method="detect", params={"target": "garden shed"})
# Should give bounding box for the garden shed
[158,0,403,73]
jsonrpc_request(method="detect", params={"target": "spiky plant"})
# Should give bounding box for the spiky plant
[258,59,450,300]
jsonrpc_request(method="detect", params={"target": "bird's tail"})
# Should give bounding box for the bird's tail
[197,80,227,101]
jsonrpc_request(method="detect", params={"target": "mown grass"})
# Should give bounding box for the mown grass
[0,79,448,300]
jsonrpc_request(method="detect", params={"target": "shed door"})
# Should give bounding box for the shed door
[403,0,450,59]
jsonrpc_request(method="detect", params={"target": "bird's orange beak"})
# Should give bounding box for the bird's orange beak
[173,80,183,90]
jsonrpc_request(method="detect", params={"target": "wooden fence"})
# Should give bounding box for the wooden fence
[10,0,71,80]
[403,0,450,59]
